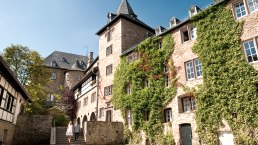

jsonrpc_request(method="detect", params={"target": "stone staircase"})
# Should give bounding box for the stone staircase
[56,126,85,145]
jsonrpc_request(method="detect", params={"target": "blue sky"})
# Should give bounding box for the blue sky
[0,0,213,58]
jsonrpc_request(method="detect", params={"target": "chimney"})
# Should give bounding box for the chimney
[189,5,201,17]
[87,52,93,67]
[155,25,166,36]
[169,17,180,28]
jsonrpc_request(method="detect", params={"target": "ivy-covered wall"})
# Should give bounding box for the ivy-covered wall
[191,2,258,144]
[112,34,176,144]
[112,1,258,144]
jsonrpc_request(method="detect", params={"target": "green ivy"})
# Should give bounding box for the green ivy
[192,3,258,144]
[112,34,176,144]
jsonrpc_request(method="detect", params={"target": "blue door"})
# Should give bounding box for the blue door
[180,124,192,145]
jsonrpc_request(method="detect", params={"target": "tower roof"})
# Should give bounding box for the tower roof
[116,0,137,17]
[96,0,154,35]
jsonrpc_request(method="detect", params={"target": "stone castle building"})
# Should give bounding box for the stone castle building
[0,56,31,145]
[46,0,258,144]
[43,51,94,106]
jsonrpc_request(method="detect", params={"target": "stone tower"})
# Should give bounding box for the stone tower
[96,0,154,122]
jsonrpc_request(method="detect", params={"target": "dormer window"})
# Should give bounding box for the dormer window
[61,57,66,62]
[189,6,201,17]
[169,17,180,28]
[144,32,150,39]
[79,61,83,65]
[155,26,166,36]
[51,61,58,67]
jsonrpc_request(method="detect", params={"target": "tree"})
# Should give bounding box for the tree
[2,44,50,114]
[2,44,30,85]
[61,87,77,120]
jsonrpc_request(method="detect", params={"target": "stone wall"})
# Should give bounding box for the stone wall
[84,121,124,145]
[65,70,85,89]
[12,115,53,145]
[46,67,66,95]
[0,121,15,145]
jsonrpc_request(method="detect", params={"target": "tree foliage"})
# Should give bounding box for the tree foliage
[47,106,69,126]
[61,87,77,120]
[191,3,258,144]
[113,35,176,144]
[2,44,50,114]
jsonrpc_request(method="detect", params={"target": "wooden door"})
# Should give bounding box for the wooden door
[106,110,112,121]
[180,124,192,145]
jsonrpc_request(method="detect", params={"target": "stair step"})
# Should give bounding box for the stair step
[55,127,85,145]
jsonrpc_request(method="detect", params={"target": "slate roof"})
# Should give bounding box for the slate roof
[116,0,137,17]
[44,51,87,70]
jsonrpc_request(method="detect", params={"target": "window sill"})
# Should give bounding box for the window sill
[249,60,258,64]
[186,77,203,82]
[186,78,195,81]
[180,111,195,114]
[250,9,258,14]
[106,74,113,76]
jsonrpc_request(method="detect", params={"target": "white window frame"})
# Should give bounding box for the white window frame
[51,73,56,80]
[185,58,202,81]
[99,108,104,117]
[164,108,172,122]
[243,38,258,63]
[186,61,195,80]
[190,26,197,39]
[182,97,196,113]
[194,59,202,78]
[247,0,258,13]
[234,2,247,19]
[181,25,197,43]
[126,109,132,125]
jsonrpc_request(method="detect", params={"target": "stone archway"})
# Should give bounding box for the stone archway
[82,115,87,127]
[77,117,81,125]
[90,112,96,121]
[82,115,87,122]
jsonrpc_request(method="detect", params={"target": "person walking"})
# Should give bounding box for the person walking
[66,121,74,143]
[74,121,80,142]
